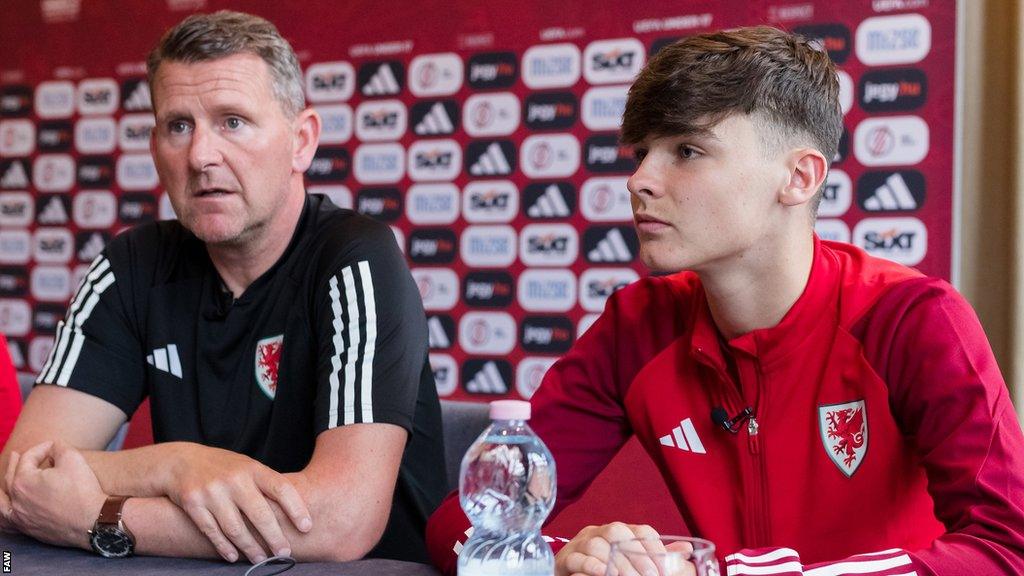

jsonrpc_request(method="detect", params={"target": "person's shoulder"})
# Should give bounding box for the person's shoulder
[823,240,961,326]
[310,199,397,253]
[104,220,200,283]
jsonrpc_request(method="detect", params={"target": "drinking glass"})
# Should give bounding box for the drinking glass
[604,535,719,576]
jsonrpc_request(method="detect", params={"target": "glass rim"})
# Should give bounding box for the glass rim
[608,535,716,556]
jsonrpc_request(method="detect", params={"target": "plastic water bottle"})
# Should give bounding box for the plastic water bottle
[458,400,556,576]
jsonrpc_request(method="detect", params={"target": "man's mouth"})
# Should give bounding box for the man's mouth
[194,188,233,198]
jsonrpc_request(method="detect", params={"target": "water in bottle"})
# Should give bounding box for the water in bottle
[458,400,556,576]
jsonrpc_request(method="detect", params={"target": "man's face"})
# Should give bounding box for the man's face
[150,53,299,246]
[626,114,793,274]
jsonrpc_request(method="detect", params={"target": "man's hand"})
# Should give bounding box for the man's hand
[555,522,695,576]
[163,444,312,564]
[6,441,106,549]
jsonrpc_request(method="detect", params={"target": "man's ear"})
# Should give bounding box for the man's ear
[291,107,321,174]
[779,148,828,207]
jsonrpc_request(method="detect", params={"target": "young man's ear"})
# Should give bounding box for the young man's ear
[779,148,828,207]
[291,107,321,174]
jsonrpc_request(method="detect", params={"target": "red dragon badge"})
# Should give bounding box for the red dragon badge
[255,335,284,399]
[818,400,868,476]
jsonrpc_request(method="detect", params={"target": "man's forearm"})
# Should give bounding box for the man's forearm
[83,443,187,497]
[121,471,381,563]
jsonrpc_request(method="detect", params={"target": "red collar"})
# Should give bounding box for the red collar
[689,235,839,370]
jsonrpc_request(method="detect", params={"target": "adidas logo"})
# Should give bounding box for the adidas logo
[864,173,918,211]
[362,64,401,96]
[146,344,182,378]
[427,316,451,348]
[587,227,633,261]
[77,233,105,261]
[37,197,68,224]
[465,361,507,393]
[123,82,151,111]
[527,183,571,218]
[659,417,706,454]
[0,162,28,188]
[469,142,512,176]
[414,102,455,135]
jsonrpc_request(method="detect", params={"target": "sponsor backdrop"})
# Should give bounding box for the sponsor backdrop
[1,1,956,404]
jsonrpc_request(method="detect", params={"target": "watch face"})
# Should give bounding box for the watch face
[90,526,134,558]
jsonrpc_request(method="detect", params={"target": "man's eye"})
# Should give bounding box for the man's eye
[678,145,699,159]
[168,121,191,134]
[225,117,243,130]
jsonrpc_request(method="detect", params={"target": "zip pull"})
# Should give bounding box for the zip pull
[747,417,760,454]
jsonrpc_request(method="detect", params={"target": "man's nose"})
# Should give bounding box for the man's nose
[627,156,660,199]
[188,125,222,172]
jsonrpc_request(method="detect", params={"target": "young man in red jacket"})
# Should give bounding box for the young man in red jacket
[0,336,22,450]
[427,26,1024,576]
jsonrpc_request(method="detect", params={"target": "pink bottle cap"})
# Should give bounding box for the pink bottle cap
[490,400,531,420]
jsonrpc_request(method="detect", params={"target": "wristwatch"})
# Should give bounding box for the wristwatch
[88,495,135,558]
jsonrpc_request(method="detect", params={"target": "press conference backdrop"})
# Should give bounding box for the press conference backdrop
[0,0,958,403]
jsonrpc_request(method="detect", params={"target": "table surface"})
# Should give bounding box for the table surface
[0,532,442,575]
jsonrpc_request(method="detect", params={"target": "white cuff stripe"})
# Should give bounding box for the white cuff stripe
[727,548,801,564]
[357,260,376,424]
[727,561,803,575]
[804,554,913,576]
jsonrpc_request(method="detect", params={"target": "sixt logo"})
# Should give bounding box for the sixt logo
[306,148,351,182]
[859,69,927,112]
[584,38,645,84]
[118,114,155,151]
[819,169,853,218]
[520,316,574,353]
[0,192,32,227]
[306,61,356,102]
[463,271,514,308]
[408,139,462,182]
[524,92,578,130]
[585,135,636,173]
[853,217,927,266]
[408,229,458,264]
[462,180,518,224]
[77,78,119,115]
[356,188,402,222]
[467,52,518,89]
[355,99,407,141]
[33,228,74,263]
[521,223,578,266]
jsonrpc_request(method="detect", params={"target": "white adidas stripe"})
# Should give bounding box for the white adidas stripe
[328,261,377,428]
[804,553,913,576]
[38,256,115,385]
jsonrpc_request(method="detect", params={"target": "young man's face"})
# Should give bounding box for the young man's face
[626,114,794,274]
[150,53,300,246]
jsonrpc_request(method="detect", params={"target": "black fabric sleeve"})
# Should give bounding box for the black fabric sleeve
[33,242,146,418]
[312,215,428,435]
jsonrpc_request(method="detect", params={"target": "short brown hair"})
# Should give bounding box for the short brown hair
[622,26,842,203]
[146,10,305,117]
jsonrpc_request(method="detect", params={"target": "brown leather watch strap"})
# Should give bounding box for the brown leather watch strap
[97,495,129,525]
